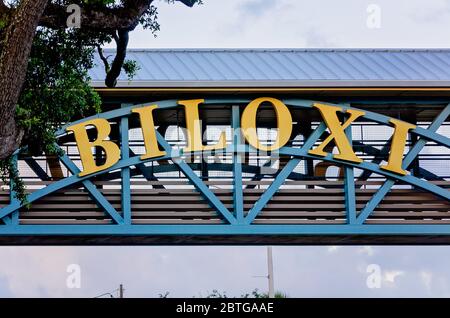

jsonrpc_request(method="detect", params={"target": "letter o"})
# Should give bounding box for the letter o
[241,97,293,151]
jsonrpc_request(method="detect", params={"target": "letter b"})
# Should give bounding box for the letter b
[66,118,121,177]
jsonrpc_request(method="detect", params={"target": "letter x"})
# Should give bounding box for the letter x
[309,103,365,163]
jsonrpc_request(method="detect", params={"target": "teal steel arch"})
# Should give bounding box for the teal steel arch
[0,98,449,236]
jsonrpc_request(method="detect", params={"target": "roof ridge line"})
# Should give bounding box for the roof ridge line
[102,48,450,52]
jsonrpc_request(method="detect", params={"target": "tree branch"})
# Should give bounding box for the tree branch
[40,0,153,31]
[40,0,196,30]
[40,1,196,87]
[0,1,10,16]
[97,45,110,74]
[105,29,130,88]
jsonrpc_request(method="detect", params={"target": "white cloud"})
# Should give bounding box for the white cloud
[327,246,341,253]
[0,247,80,297]
[358,246,375,256]
[383,270,404,285]
[420,271,433,294]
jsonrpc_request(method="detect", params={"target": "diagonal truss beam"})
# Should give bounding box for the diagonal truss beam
[354,140,391,184]
[245,122,327,224]
[24,157,51,181]
[0,151,179,221]
[59,151,124,225]
[354,140,445,183]
[356,103,450,224]
[129,149,165,189]
[155,132,238,225]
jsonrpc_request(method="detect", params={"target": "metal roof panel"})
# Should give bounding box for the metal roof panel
[90,49,450,87]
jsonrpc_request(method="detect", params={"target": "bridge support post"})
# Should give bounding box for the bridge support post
[121,103,132,225]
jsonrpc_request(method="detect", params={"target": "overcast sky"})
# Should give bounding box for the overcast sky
[2,0,450,298]
[127,0,450,48]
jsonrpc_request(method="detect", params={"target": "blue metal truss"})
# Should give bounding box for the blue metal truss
[0,99,449,236]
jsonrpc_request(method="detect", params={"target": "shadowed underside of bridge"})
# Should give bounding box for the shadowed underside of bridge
[1,182,449,245]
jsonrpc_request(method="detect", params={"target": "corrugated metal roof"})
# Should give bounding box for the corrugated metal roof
[89,49,450,87]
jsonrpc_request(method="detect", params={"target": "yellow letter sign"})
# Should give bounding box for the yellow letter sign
[178,99,227,152]
[380,119,416,176]
[132,105,167,160]
[66,118,120,177]
[309,103,364,163]
[241,97,293,151]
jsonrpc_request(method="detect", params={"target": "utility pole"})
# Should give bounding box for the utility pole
[119,284,124,298]
[267,246,274,298]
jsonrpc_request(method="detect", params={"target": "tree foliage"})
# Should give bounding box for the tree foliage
[0,0,200,202]
[17,28,103,157]
[204,289,288,299]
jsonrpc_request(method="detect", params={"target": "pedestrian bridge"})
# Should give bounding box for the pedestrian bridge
[0,97,449,244]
